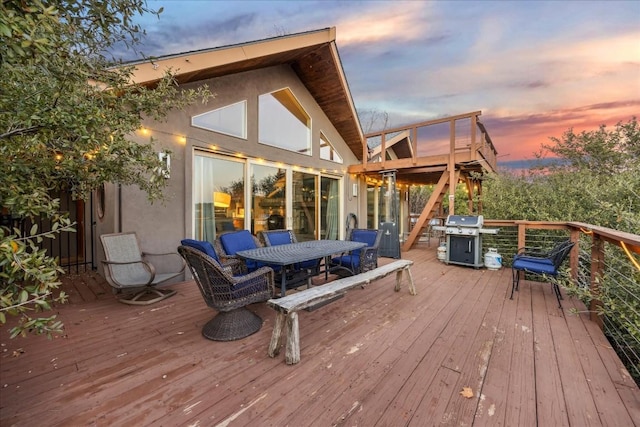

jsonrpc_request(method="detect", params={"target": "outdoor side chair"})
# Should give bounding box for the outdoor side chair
[330,228,383,276]
[100,232,185,305]
[511,239,576,308]
[257,229,321,276]
[215,229,281,273]
[178,245,275,341]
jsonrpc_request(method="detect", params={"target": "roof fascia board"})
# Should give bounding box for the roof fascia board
[328,41,364,144]
[129,27,336,85]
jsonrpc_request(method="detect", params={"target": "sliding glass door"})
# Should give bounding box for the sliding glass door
[194,152,342,241]
[193,154,245,241]
[251,163,287,235]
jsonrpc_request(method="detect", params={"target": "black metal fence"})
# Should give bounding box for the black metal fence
[3,192,96,273]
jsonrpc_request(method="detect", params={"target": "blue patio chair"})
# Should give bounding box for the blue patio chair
[180,238,245,274]
[258,229,322,282]
[178,245,274,341]
[330,228,383,276]
[215,229,280,273]
[511,239,575,308]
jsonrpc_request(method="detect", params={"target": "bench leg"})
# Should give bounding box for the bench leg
[268,312,285,358]
[406,268,416,295]
[394,267,416,295]
[285,312,300,365]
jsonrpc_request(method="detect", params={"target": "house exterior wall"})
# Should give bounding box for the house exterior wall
[94,64,366,272]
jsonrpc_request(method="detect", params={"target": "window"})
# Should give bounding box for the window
[192,101,247,139]
[259,88,311,155]
[320,132,343,163]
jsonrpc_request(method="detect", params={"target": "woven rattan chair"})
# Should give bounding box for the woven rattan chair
[214,229,266,272]
[330,228,383,276]
[178,245,275,341]
[100,232,185,305]
[180,238,245,275]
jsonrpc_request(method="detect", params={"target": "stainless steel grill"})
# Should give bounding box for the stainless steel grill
[443,215,498,268]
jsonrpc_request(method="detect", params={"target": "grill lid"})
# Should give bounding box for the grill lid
[444,215,484,228]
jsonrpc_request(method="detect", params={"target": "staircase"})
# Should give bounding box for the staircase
[402,169,459,252]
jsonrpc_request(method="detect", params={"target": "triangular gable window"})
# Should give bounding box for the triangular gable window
[320,132,343,163]
[192,101,247,139]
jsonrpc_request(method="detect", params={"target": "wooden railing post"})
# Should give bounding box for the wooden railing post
[590,233,605,328]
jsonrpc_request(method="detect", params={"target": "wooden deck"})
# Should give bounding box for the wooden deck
[1,244,639,426]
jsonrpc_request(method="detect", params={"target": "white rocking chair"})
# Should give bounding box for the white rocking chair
[100,232,185,305]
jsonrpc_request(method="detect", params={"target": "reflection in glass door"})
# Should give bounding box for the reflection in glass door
[193,154,245,241]
[321,176,340,240]
[292,171,317,241]
[250,164,287,235]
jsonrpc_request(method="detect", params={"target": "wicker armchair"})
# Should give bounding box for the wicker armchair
[330,228,383,276]
[180,238,245,275]
[100,232,185,305]
[178,245,275,341]
[214,229,266,272]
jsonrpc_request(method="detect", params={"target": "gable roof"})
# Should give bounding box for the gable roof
[126,27,365,161]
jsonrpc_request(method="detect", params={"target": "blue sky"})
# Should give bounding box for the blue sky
[130,0,640,165]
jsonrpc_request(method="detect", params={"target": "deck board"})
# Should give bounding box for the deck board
[1,244,638,426]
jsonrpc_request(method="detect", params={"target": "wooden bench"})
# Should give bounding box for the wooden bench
[266,259,415,364]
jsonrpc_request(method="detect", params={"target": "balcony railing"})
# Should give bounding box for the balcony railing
[482,219,640,384]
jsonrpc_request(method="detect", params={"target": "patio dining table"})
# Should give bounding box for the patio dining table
[236,240,367,297]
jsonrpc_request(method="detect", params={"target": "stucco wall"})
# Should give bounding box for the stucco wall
[97,64,365,261]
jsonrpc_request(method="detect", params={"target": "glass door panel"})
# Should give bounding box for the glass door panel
[194,154,245,240]
[320,176,340,240]
[292,171,317,241]
[250,164,287,234]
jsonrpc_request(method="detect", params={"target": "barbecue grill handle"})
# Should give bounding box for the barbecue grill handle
[468,241,472,253]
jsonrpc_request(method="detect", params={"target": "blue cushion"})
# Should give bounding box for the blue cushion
[512,258,557,275]
[331,255,360,268]
[513,254,553,265]
[181,239,220,262]
[351,230,378,247]
[219,230,258,255]
[266,231,294,246]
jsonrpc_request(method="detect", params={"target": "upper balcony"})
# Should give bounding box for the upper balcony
[348,111,498,186]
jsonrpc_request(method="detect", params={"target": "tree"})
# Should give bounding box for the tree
[0,0,211,337]
[483,118,639,234]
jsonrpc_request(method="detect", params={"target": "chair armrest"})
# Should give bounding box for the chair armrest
[101,259,156,286]
[516,246,546,256]
[142,251,186,273]
[232,266,275,296]
[223,258,247,275]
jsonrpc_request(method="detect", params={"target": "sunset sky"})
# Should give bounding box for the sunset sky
[129,0,640,167]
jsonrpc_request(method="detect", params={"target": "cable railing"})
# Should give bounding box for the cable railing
[484,219,640,385]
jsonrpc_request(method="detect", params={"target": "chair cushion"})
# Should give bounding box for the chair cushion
[180,239,220,262]
[512,258,557,275]
[513,254,553,265]
[219,230,258,255]
[351,229,378,247]
[266,230,294,246]
[331,255,360,268]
